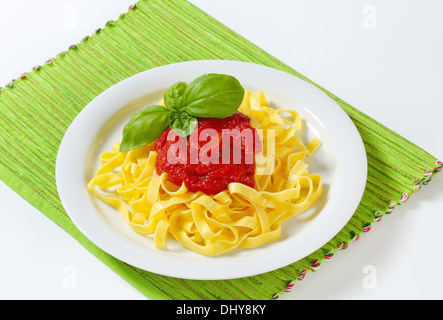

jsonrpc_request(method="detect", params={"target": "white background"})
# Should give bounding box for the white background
[0,0,442,300]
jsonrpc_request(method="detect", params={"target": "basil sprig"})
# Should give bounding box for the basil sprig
[119,73,245,151]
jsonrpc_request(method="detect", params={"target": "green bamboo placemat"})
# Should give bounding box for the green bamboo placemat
[0,0,440,300]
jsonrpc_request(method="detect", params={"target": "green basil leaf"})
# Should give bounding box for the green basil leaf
[183,73,245,118]
[119,105,170,151]
[169,110,197,137]
[164,81,187,111]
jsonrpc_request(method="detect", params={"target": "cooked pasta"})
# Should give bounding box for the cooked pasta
[87,91,323,256]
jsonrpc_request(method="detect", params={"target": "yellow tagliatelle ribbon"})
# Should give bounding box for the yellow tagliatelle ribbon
[87,91,323,256]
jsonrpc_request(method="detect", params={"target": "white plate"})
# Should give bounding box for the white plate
[56,60,367,280]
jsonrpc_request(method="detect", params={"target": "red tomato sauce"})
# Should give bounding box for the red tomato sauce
[154,112,261,194]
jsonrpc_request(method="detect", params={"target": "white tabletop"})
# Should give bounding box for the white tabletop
[0,0,442,300]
